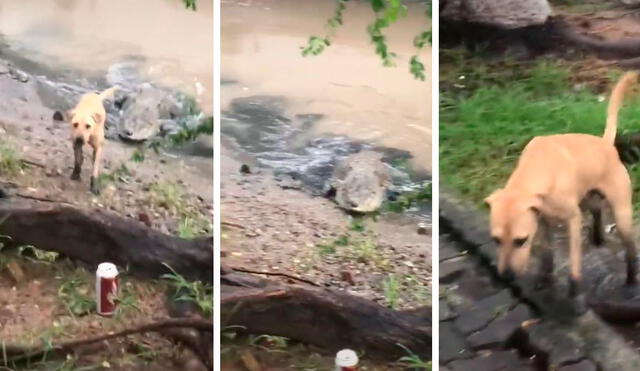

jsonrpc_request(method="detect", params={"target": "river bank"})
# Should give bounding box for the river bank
[0,50,212,369]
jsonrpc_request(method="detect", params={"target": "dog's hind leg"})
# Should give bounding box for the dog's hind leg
[566,209,589,314]
[90,145,102,195]
[71,140,83,181]
[591,207,605,247]
[581,191,605,246]
[567,210,584,297]
[600,166,638,286]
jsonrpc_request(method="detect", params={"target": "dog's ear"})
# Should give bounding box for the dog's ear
[65,109,75,122]
[528,194,545,215]
[484,189,502,209]
[92,112,103,125]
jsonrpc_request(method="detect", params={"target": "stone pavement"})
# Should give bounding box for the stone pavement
[439,191,640,371]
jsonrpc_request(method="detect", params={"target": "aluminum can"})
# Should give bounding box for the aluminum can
[335,349,358,371]
[96,262,118,316]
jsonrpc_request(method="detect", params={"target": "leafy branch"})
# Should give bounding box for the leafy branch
[302,0,432,80]
[182,0,197,11]
[131,116,213,163]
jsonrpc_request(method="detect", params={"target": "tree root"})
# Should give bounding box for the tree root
[2,318,213,367]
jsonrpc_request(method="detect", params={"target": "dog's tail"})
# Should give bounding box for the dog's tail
[604,71,638,144]
[97,87,117,101]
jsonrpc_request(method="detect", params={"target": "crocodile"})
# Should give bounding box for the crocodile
[328,150,391,213]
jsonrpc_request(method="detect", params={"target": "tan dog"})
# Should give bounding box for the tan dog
[68,87,116,195]
[485,72,639,307]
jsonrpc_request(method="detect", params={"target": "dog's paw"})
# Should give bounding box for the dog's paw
[591,230,605,247]
[90,177,100,195]
[70,171,81,181]
[534,274,554,291]
[571,294,588,316]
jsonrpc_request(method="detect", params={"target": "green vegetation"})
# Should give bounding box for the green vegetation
[349,217,366,232]
[383,274,400,309]
[303,0,431,80]
[0,140,24,177]
[387,182,432,212]
[397,343,432,369]
[316,232,389,268]
[440,50,640,211]
[57,270,95,317]
[98,162,132,184]
[405,274,431,306]
[131,116,214,163]
[18,245,59,264]
[149,181,212,237]
[248,334,289,351]
[57,269,138,317]
[162,264,213,317]
[182,0,197,11]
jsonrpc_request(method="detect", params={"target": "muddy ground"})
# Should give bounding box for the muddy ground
[220,148,432,369]
[220,133,431,368]
[0,57,212,370]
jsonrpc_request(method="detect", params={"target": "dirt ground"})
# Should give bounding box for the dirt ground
[220,142,432,369]
[0,59,213,369]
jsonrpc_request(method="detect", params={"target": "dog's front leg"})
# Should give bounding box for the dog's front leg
[71,140,83,181]
[568,213,587,314]
[90,145,102,195]
[535,217,554,290]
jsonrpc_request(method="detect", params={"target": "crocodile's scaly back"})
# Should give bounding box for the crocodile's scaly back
[332,151,390,213]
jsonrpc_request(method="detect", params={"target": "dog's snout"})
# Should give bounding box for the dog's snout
[123,129,133,137]
[74,137,85,146]
[501,269,515,283]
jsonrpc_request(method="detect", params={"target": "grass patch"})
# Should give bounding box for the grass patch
[383,274,400,309]
[0,140,23,177]
[350,239,385,266]
[316,233,389,268]
[316,242,337,256]
[98,162,132,184]
[349,217,366,232]
[440,54,640,211]
[387,182,432,213]
[57,268,138,317]
[177,217,200,238]
[382,274,430,310]
[397,344,432,370]
[57,270,95,317]
[248,334,289,351]
[162,263,212,317]
[149,181,212,237]
[18,245,59,264]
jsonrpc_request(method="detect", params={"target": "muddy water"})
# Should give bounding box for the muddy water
[0,0,213,114]
[221,0,431,172]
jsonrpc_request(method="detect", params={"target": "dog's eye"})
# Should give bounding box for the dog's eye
[73,123,78,128]
[492,236,501,245]
[513,237,528,247]
[86,124,91,129]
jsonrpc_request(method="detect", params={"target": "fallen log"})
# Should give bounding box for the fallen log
[221,270,431,360]
[554,17,640,59]
[441,17,640,60]
[0,203,213,283]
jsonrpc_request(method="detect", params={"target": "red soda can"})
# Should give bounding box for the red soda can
[96,262,119,316]
[335,349,358,371]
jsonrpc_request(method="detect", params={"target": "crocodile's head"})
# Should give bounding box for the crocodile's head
[335,170,387,213]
